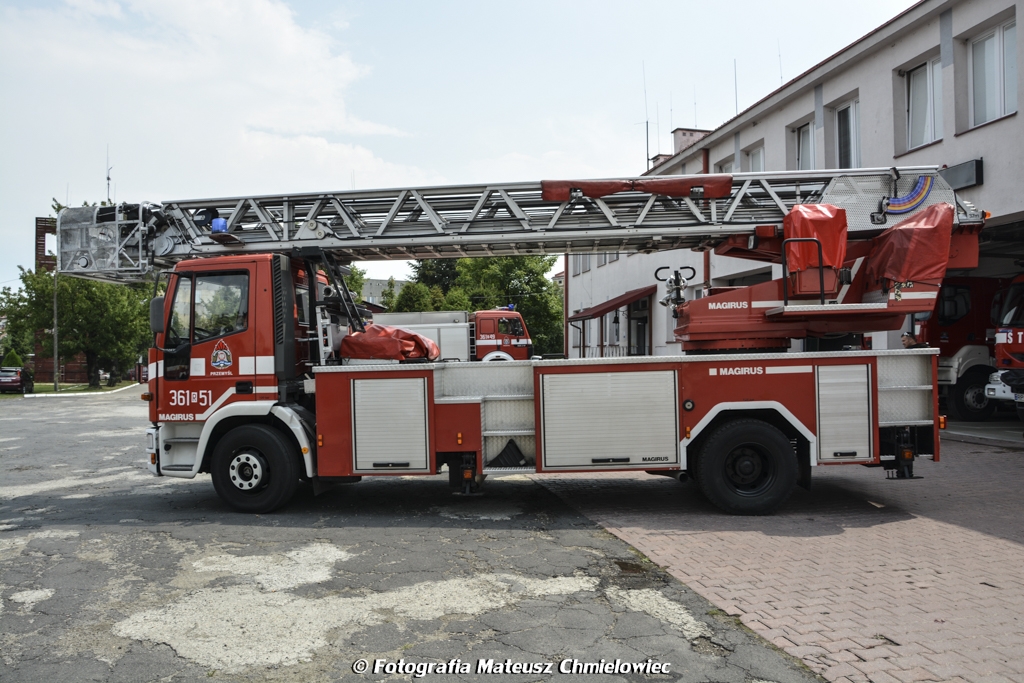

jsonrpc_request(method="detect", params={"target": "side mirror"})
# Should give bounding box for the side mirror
[149,297,165,334]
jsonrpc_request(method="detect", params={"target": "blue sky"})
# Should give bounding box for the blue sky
[0,0,918,286]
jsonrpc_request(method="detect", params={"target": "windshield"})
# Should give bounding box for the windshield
[999,283,1024,327]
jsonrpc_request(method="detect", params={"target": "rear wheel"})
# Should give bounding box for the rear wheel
[948,368,996,421]
[211,425,300,513]
[696,419,797,515]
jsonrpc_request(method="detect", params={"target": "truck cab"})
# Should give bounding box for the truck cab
[469,307,533,361]
[993,274,1024,368]
[985,274,1024,417]
[916,277,1007,420]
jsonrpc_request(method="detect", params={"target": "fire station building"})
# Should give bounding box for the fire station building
[565,0,1020,358]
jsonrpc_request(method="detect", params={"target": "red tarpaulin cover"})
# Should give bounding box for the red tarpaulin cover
[632,175,733,199]
[540,180,633,202]
[783,204,848,271]
[340,324,440,361]
[864,203,954,285]
[539,175,734,202]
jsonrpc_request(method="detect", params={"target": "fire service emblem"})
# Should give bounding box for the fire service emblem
[211,339,233,370]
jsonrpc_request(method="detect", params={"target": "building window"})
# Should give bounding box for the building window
[796,123,813,170]
[581,253,591,272]
[598,252,607,267]
[908,60,942,148]
[609,252,619,262]
[717,159,734,173]
[835,100,860,168]
[749,147,765,172]
[970,20,1017,126]
[571,254,580,276]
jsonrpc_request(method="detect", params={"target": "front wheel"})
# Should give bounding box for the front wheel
[948,369,996,421]
[211,425,300,513]
[696,419,797,515]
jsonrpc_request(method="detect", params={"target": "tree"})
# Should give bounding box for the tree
[439,287,471,312]
[1,267,152,387]
[1,349,23,367]
[411,259,459,293]
[343,264,366,302]
[429,286,446,311]
[455,256,564,355]
[0,299,33,360]
[392,282,434,312]
[380,277,397,312]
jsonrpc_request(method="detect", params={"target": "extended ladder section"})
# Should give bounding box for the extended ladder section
[56,167,980,283]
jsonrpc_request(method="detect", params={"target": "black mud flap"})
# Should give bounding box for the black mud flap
[797,440,812,491]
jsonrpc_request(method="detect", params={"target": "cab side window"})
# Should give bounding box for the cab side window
[164,276,193,380]
[193,273,248,342]
[295,285,310,326]
[938,285,971,326]
[499,317,524,336]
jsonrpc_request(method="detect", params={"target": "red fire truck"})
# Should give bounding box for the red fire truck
[56,168,983,515]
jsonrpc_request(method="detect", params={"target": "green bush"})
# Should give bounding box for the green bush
[1,349,23,367]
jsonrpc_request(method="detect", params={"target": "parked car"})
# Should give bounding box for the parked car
[0,367,34,394]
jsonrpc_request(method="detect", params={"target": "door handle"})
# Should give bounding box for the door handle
[235,381,254,395]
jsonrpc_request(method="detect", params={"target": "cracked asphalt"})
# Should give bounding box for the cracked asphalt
[0,387,819,683]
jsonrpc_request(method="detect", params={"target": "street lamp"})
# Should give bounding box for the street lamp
[53,269,59,392]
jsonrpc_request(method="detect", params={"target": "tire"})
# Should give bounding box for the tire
[695,419,798,515]
[1016,404,1024,423]
[948,368,996,421]
[210,425,300,513]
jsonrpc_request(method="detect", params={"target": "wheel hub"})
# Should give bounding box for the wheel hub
[229,452,265,491]
[964,386,988,411]
[725,447,765,487]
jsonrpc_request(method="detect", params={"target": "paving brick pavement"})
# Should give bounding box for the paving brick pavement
[531,439,1024,683]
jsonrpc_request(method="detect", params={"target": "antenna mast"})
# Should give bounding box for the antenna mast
[778,40,784,86]
[105,145,113,205]
[643,62,650,169]
[734,59,738,116]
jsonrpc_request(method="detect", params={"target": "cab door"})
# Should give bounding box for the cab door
[159,267,258,421]
[498,316,528,359]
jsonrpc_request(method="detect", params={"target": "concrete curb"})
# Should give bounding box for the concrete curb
[22,383,142,399]
[941,431,1024,450]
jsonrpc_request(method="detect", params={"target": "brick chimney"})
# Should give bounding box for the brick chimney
[672,127,711,155]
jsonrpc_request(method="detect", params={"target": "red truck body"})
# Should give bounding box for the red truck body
[143,250,939,516]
